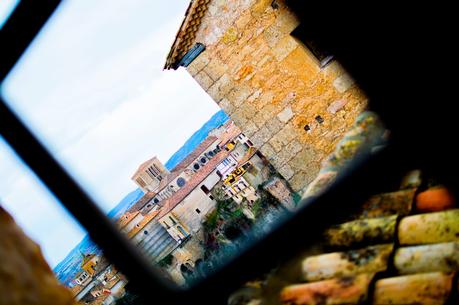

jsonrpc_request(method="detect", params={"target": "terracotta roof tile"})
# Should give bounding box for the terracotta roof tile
[172,136,218,173]
[237,146,258,167]
[126,192,156,214]
[217,122,242,148]
[158,150,230,219]
[127,210,160,239]
[116,211,140,229]
[164,0,211,69]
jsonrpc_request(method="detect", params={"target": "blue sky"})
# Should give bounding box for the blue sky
[0,0,220,267]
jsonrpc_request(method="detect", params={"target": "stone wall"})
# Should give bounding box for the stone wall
[186,0,367,193]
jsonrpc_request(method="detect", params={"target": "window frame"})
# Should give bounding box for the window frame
[0,2,451,305]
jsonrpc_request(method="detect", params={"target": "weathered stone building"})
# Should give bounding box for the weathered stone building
[165,0,367,193]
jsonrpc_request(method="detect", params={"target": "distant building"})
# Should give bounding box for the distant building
[81,253,100,276]
[131,157,170,193]
[126,210,179,263]
[74,270,92,287]
[157,150,229,241]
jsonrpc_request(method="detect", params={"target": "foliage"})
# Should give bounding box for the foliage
[251,199,263,217]
[157,253,173,268]
[116,289,146,305]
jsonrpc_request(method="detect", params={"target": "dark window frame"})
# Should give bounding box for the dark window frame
[1,2,455,305]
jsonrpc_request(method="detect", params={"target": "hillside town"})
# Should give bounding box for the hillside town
[67,120,297,304]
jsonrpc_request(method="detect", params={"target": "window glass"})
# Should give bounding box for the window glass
[0,138,126,303]
[1,0,386,294]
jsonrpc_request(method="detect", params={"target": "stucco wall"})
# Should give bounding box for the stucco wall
[170,171,220,233]
[186,0,367,193]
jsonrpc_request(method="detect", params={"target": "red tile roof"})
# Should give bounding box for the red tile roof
[237,146,258,167]
[218,122,242,148]
[164,0,211,69]
[127,210,160,238]
[172,136,218,173]
[158,150,230,219]
[146,135,219,198]
[126,192,156,214]
[116,211,140,229]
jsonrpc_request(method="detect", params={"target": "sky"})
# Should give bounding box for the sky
[0,0,220,267]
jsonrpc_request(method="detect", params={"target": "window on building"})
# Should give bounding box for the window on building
[177,177,186,188]
[200,185,210,195]
[177,226,188,238]
[195,208,201,214]
[315,115,324,124]
[291,24,334,68]
[136,177,147,188]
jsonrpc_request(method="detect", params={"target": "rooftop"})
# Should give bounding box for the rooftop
[127,210,160,238]
[126,191,156,214]
[164,0,211,69]
[217,122,242,148]
[116,211,140,229]
[171,135,218,173]
[158,150,230,219]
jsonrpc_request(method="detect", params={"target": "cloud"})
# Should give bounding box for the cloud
[0,139,86,267]
[0,0,221,267]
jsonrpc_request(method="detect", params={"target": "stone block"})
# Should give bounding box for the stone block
[278,163,295,180]
[259,142,276,159]
[218,98,235,115]
[222,27,238,44]
[251,0,272,16]
[205,57,228,81]
[256,54,273,68]
[253,111,269,128]
[235,64,255,81]
[273,36,298,62]
[270,140,302,168]
[333,73,355,93]
[275,6,300,35]
[277,106,294,123]
[208,74,234,102]
[226,84,253,107]
[186,51,210,76]
[235,11,252,30]
[231,108,249,127]
[327,99,348,114]
[250,124,272,147]
[247,88,263,103]
[268,124,297,152]
[194,70,214,91]
[289,147,321,172]
[243,121,259,138]
[266,117,283,135]
[263,23,283,48]
[288,171,311,193]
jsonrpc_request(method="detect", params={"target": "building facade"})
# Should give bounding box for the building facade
[131,157,170,193]
[165,0,367,194]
